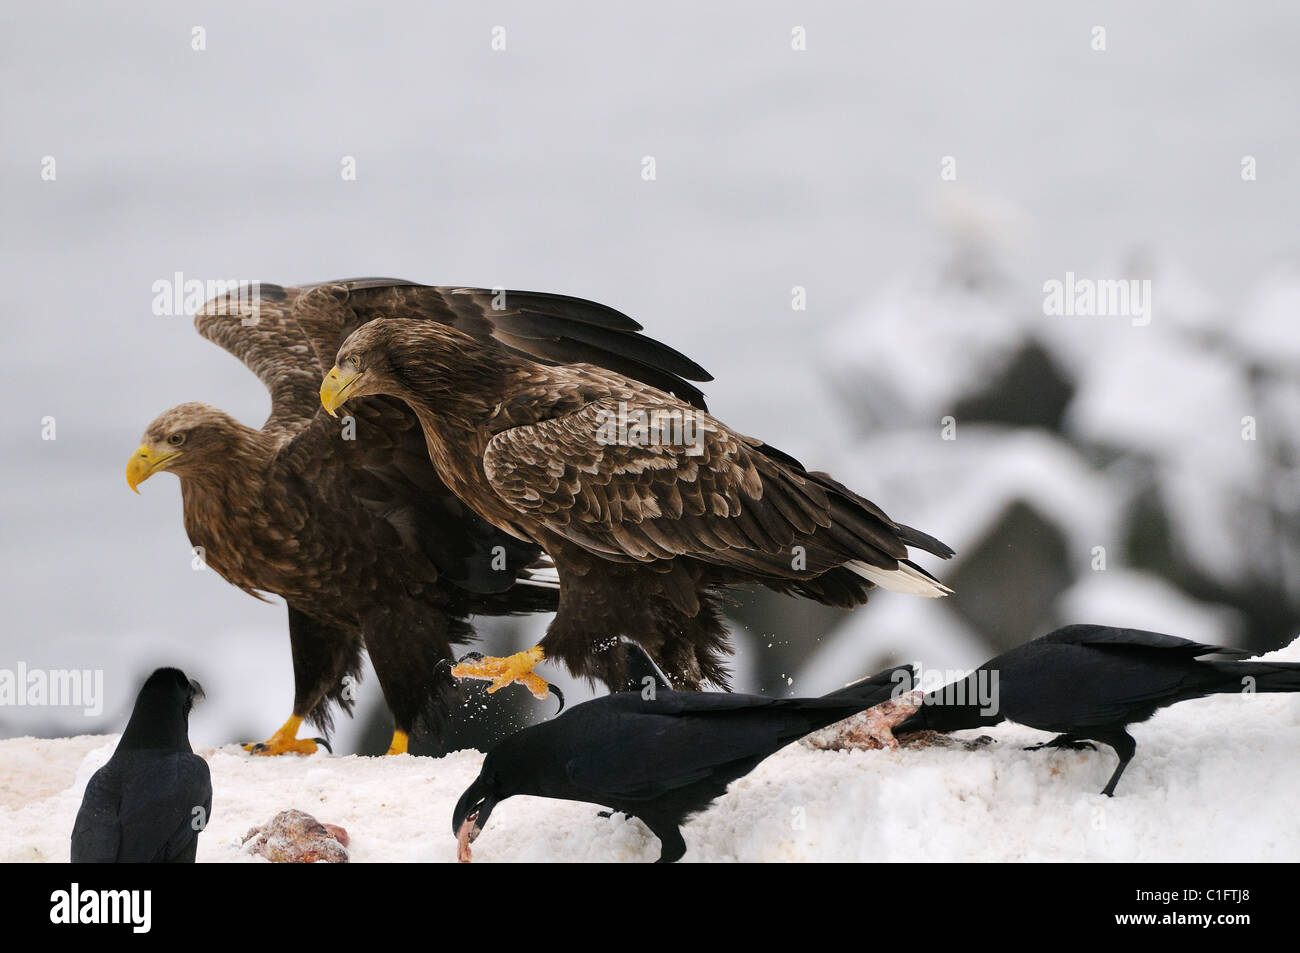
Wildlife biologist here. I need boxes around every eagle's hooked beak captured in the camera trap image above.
[126,444,180,493]
[320,365,360,418]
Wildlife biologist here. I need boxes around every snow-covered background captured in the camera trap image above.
[2,2,1298,769]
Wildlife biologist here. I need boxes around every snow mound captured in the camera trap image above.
[3,640,1300,863]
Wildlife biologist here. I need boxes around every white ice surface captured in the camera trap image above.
[5,638,1299,863]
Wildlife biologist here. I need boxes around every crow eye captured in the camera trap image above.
[168,433,185,446]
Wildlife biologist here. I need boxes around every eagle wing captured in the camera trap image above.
[193,283,322,441]
[193,282,543,594]
[286,279,712,407]
[483,395,808,562]
[194,278,715,592]
[482,392,922,577]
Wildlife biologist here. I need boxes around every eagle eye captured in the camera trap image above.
[346,354,362,369]
[168,432,185,446]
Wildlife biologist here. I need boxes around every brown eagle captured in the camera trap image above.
[127,279,712,754]
[319,317,953,696]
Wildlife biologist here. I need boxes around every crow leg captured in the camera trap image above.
[1098,730,1137,797]
[643,819,687,864]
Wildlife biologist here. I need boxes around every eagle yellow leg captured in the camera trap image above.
[451,645,551,699]
[386,730,409,756]
[243,715,322,756]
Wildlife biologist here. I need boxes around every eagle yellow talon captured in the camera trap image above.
[385,730,409,756]
[452,646,550,700]
[243,715,325,756]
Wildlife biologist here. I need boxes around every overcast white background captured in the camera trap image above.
[2,2,1297,746]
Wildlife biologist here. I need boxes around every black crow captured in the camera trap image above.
[452,664,917,862]
[898,624,1300,796]
[71,668,212,863]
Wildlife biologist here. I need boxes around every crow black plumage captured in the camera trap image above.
[71,668,212,863]
[898,624,1300,796]
[452,664,916,862]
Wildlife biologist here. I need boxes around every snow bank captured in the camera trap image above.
[4,641,1300,863]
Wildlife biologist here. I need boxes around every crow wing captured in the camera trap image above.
[997,641,1210,728]
[564,695,793,800]
[70,753,212,863]
[1043,624,1245,658]
[564,686,901,800]
[70,766,122,863]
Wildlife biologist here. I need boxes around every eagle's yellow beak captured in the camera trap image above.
[320,365,360,418]
[126,444,179,494]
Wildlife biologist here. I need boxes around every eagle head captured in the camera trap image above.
[321,318,493,417]
[127,402,250,492]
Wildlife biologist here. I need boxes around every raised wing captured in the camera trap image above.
[194,277,718,593]
[194,283,322,441]
[285,279,712,408]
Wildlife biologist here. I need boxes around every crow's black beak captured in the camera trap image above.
[452,777,499,841]
[188,678,205,703]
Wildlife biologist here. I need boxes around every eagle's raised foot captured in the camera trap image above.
[243,715,331,756]
[452,645,552,700]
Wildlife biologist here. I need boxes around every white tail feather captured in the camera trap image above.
[515,574,561,590]
[846,560,951,597]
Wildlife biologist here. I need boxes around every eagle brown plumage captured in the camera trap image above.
[127,279,713,754]
[320,317,954,694]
